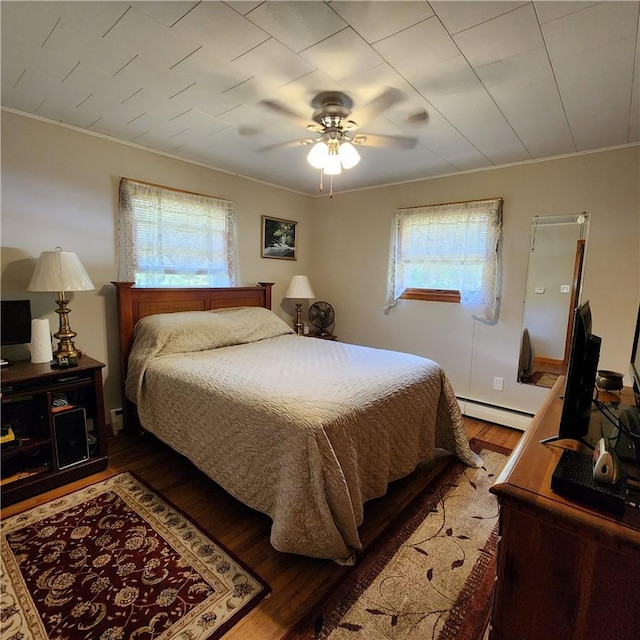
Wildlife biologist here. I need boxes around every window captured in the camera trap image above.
[118,179,239,287]
[385,198,503,322]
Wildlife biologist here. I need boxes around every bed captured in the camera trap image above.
[113,281,480,564]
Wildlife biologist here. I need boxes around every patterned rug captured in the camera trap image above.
[528,371,560,388]
[0,472,269,640]
[286,439,510,640]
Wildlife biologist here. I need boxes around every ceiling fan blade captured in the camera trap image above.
[259,99,312,128]
[406,109,429,125]
[237,125,261,136]
[352,133,418,149]
[353,88,406,127]
[259,138,315,152]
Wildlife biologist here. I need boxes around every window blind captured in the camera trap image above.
[385,198,503,322]
[118,179,239,287]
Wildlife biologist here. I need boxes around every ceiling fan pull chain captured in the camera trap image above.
[330,175,334,199]
[319,168,324,192]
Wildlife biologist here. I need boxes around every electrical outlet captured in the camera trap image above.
[493,376,504,391]
[560,284,570,293]
[110,407,124,435]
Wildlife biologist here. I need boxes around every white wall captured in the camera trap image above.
[310,146,640,417]
[2,110,639,426]
[1,111,312,412]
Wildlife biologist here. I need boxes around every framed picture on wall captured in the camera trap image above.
[261,216,298,260]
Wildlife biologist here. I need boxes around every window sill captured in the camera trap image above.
[399,288,461,303]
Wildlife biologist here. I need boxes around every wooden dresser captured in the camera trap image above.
[489,378,640,640]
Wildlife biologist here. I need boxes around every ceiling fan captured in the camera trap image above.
[259,88,428,192]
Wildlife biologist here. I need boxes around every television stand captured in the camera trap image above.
[489,377,640,640]
[1,355,108,505]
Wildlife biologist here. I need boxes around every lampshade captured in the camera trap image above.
[307,141,329,169]
[338,141,361,169]
[28,248,95,293]
[324,152,342,175]
[285,275,315,300]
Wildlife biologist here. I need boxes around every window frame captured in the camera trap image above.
[399,288,461,303]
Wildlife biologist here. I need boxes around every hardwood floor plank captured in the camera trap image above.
[1,418,522,639]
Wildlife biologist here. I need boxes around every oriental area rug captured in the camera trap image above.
[287,440,511,640]
[0,472,269,640]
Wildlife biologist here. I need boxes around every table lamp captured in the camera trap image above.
[27,247,95,367]
[285,275,315,335]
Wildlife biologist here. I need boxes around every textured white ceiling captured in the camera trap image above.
[2,1,639,195]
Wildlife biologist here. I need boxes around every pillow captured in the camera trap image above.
[133,306,294,356]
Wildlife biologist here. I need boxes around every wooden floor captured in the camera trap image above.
[2,418,521,640]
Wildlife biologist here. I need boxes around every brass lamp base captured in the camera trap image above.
[52,292,80,367]
[293,302,305,336]
[52,348,79,368]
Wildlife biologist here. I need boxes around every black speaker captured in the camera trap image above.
[53,407,89,470]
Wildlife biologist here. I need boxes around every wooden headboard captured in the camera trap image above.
[111,281,274,429]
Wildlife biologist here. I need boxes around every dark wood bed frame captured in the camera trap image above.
[111,281,274,430]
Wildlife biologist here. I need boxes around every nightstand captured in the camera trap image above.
[1,355,108,506]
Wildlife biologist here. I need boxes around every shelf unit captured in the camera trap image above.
[1,355,108,506]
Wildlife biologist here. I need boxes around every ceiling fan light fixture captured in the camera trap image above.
[338,141,360,169]
[307,141,329,169]
[263,89,427,195]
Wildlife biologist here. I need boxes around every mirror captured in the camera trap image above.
[518,213,590,387]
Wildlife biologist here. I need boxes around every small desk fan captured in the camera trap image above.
[308,301,335,336]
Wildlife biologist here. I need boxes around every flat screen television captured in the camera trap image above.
[615,303,640,461]
[542,300,601,446]
[630,303,640,409]
[1,299,32,346]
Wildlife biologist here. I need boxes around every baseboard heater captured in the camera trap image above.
[457,398,533,431]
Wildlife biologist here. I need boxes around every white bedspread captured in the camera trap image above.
[126,309,480,564]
